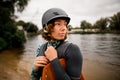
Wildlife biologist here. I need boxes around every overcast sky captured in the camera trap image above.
[16,0,120,29]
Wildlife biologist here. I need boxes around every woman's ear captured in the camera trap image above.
[43,29,48,33]
[43,26,49,33]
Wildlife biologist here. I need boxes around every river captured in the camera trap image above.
[0,34,120,80]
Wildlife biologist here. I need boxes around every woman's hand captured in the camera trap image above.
[45,46,58,61]
[34,56,49,70]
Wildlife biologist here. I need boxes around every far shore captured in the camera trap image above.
[68,29,120,34]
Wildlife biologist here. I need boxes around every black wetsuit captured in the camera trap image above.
[30,41,83,80]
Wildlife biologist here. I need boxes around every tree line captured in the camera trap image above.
[68,12,120,33]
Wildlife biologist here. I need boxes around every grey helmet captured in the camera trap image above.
[42,8,70,28]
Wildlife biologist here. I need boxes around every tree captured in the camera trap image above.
[81,20,86,31]
[67,25,73,31]
[93,18,108,31]
[80,20,92,31]
[16,20,26,26]
[12,30,26,47]
[0,0,29,24]
[0,0,29,50]
[109,12,120,31]
[23,22,38,33]
[0,38,7,51]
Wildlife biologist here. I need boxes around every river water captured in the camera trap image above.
[0,34,120,80]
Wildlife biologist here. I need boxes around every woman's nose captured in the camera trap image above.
[61,25,67,30]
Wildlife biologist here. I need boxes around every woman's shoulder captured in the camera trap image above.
[36,42,48,57]
[67,42,79,49]
[64,42,82,59]
[66,42,81,54]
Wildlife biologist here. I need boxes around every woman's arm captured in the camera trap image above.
[50,43,83,80]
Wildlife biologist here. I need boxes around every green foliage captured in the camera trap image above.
[80,20,92,31]
[79,12,120,32]
[109,12,120,30]
[23,22,38,33]
[67,25,73,31]
[81,20,86,30]
[0,0,29,51]
[0,6,11,24]
[4,22,17,34]
[3,32,13,47]
[15,0,29,12]
[0,0,29,14]
[0,29,26,48]
[0,38,7,51]
[93,18,108,31]
[16,20,26,26]
[12,30,26,47]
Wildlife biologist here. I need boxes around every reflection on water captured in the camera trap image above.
[67,34,120,80]
[0,34,120,80]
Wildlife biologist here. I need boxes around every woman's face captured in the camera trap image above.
[51,19,68,40]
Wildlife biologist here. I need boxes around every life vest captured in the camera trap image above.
[39,41,85,80]
[42,58,85,80]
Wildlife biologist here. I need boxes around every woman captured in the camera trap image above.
[30,8,83,80]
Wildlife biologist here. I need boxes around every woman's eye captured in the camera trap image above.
[55,23,61,26]
[54,22,67,26]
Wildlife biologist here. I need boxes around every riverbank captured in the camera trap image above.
[68,29,120,34]
[0,48,31,80]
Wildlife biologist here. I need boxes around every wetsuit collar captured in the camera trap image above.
[47,40,63,49]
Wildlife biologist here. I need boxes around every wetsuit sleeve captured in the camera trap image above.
[30,45,43,80]
[51,43,83,80]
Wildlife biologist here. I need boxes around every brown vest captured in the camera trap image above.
[42,58,85,80]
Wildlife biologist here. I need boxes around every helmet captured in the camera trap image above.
[42,8,70,28]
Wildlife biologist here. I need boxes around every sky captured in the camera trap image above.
[16,0,120,29]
